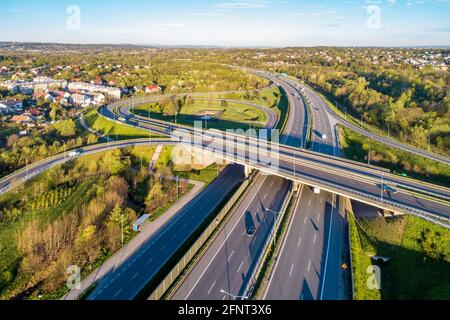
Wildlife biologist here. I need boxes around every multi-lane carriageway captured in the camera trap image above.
[103,100,450,229]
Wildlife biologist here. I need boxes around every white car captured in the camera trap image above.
[322,134,327,140]
[68,151,81,158]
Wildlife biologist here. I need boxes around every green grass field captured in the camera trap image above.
[84,108,160,140]
[133,99,269,131]
[217,87,289,130]
[354,214,450,300]
[348,212,381,300]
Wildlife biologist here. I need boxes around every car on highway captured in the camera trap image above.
[245,211,256,237]
[68,150,81,158]
[382,185,398,194]
[321,133,327,140]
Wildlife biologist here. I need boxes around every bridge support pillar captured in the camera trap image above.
[245,165,253,178]
[379,209,406,218]
[293,182,301,193]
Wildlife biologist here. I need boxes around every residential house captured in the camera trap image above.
[0,100,23,114]
[93,93,106,104]
[44,93,55,102]
[145,84,162,93]
[11,113,36,124]
[71,94,92,107]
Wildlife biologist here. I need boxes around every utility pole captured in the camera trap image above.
[121,218,124,246]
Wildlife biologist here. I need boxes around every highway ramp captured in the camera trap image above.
[87,164,245,300]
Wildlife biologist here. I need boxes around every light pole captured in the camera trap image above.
[368,144,371,166]
[220,289,248,300]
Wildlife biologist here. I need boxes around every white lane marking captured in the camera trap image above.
[227,251,235,262]
[146,258,154,265]
[297,236,302,247]
[308,200,311,207]
[222,295,226,300]
[307,260,311,272]
[300,294,304,300]
[320,194,336,300]
[237,260,244,273]
[289,264,294,277]
[207,281,217,295]
[264,193,268,200]
[183,176,268,300]
[320,198,323,204]
[313,233,317,244]
[262,185,305,300]
[317,214,320,222]
[304,216,307,224]
[132,272,139,280]
[113,289,123,298]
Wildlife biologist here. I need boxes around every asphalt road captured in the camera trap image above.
[172,72,303,301]
[86,164,245,300]
[264,77,347,300]
[173,174,291,300]
[295,80,450,165]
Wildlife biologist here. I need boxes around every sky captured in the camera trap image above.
[1,0,449,47]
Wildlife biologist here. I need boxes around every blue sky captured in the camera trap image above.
[1,0,449,46]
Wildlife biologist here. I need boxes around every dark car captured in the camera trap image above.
[245,211,256,237]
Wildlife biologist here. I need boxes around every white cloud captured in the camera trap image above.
[213,0,272,9]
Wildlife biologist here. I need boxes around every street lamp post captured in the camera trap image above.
[220,289,248,300]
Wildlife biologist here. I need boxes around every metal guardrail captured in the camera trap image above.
[343,198,355,300]
[148,176,252,300]
[244,187,294,299]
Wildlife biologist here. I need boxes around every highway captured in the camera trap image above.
[289,78,450,165]
[87,164,245,300]
[102,101,450,226]
[172,70,306,301]
[264,73,346,300]
[173,175,291,300]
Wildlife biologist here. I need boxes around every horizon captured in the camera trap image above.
[1,41,450,49]
[1,0,449,47]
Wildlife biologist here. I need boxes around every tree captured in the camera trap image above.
[110,204,127,246]
[6,134,19,149]
[145,182,164,212]
[49,103,58,121]
[86,133,98,145]
[52,119,76,137]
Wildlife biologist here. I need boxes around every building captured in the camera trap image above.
[145,84,162,93]
[93,93,106,104]
[11,113,36,124]
[71,94,92,107]
[0,100,23,114]
[68,82,121,99]
[3,77,68,95]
